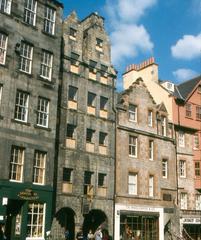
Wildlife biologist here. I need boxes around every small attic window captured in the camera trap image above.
[69,28,77,40]
[198,85,201,93]
[96,38,103,51]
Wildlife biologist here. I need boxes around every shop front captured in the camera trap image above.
[115,204,164,240]
[0,180,53,240]
[180,216,201,240]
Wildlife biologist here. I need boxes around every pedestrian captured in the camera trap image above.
[64,229,70,240]
[0,224,6,240]
[94,227,102,240]
[76,228,84,240]
[87,229,94,240]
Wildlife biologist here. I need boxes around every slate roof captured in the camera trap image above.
[175,75,201,100]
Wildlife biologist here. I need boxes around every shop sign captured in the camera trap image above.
[182,218,201,224]
[18,189,39,200]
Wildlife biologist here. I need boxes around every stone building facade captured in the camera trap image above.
[52,12,116,240]
[115,78,178,240]
[0,1,63,240]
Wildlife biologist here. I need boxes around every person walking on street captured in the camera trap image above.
[87,229,94,240]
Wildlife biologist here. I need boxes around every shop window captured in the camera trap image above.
[195,162,200,177]
[180,193,187,209]
[129,136,137,157]
[36,97,49,128]
[162,159,168,178]
[149,175,154,197]
[196,106,201,120]
[128,173,137,195]
[10,146,24,182]
[0,0,12,14]
[178,131,185,147]
[179,160,186,178]
[84,171,94,195]
[27,203,45,238]
[40,50,53,80]
[69,27,77,40]
[14,90,29,122]
[195,195,201,210]
[44,6,55,35]
[19,42,33,74]
[24,0,37,26]
[33,151,46,185]
[185,103,192,118]
[148,110,153,127]
[149,140,154,160]
[96,38,103,52]
[0,32,8,65]
[129,104,137,122]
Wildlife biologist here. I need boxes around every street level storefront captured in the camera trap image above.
[115,204,164,240]
[180,214,201,240]
[0,180,53,240]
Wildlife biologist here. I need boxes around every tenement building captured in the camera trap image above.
[0,1,63,240]
[51,12,116,239]
[115,78,178,240]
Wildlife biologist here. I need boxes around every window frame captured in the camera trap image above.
[0,32,8,65]
[180,193,187,210]
[44,6,56,35]
[149,175,154,197]
[19,42,33,74]
[33,151,46,185]
[40,50,53,80]
[179,160,186,178]
[69,27,77,40]
[9,146,24,182]
[195,161,200,177]
[14,90,29,122]
[0,85,2,106]
[178,131,185,147]
[149,140,154,160]
[185,103,192,118]
[195,194,201,210]
[128,104,137,122]
[0,0,12,14]
[100,96,108,111]
[196,106,201,120]
[24,0,37,26]
[86,128,95,143]
[66,124,76,139]
[161,116,167,136]
[68,85,78,102]
[87,92,96,107]
[128,173,138,195]
[148,110,153,127]
[162,159,168,178]
[194,134,199,149]
[129,136,137,158]
[36,97,49,128]
[98,173,107,187]
[63,168,73,183]
[99,132,107,146]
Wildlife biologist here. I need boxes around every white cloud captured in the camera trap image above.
[105,0,156,66]
[111,24,153,65]
[171,33,201,60]
[173,68,198,82]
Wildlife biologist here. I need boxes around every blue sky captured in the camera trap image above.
[61,0,201,90]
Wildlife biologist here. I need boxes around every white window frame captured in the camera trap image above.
[161,116,166,136]
[40,50,53,80]
[10,147,24,182]
[179,160,186,178]
[180,193,187,210]
[162,159,168,178]
[149,140,154,160]
[0,0,12,14]
[33,151,46,185]
[148,110,153,127]
[128,173,137,195]
[196,195,201,210]
[26,203,46,239]
[149,175,154,197]
[178,131,185,147]
[24,0,37,26]
[129,104,137,122]
[129,136,137,157]
[44,6,56,35]
[14,91,29,122]
[194,134,199,149]
[0,33,8,65]
[37,97,49,128]
[20,42,33,74]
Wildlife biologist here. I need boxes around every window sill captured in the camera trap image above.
[185,116,193,119]
[34,124,51,131]
[21,21,38,31]
[11,119,31,126]
[129,155,137,158]
[0,10,12,18]
[41,30,56,39]
[38,75,55,89]
[18,69,33,77]
[0,63,8,69]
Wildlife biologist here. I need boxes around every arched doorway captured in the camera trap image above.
[83,209,108,236]
[55,207,75,240]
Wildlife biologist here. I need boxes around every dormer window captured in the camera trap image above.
[96,38,103,52]
[161,116,166,136]
[129,104,137,122]
[69,28,77,40]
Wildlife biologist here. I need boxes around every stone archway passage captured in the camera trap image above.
[83,209,108,236]
[55,207,75,240]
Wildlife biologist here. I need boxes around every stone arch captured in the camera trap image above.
[82,209,108,236]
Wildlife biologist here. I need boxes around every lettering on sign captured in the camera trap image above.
[18,189,39,200]
[182,218,201,224]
